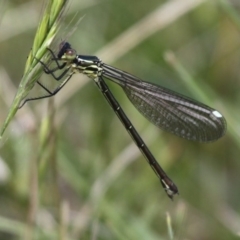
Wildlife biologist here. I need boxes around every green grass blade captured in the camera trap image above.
[0,0,69,138]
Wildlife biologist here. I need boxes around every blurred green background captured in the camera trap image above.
[0,0,240,239]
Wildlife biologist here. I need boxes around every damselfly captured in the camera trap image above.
[20,42,226,199]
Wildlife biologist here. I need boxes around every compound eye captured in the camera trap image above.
[66,49,76,56]
[59,41,71,50]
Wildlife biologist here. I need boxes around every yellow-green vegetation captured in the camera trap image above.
[0,0,239,239]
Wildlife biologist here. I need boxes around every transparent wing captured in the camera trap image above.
[102,64,226,142]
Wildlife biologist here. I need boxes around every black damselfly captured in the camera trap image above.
[20,42,226,199]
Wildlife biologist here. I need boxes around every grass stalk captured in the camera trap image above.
[0,0,69,138]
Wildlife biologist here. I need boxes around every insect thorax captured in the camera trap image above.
[75,56,103,79]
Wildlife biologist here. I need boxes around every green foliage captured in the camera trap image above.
[0,0,68,137]
[0,0,240,239]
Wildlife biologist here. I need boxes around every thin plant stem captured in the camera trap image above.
[0,0,69,137]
